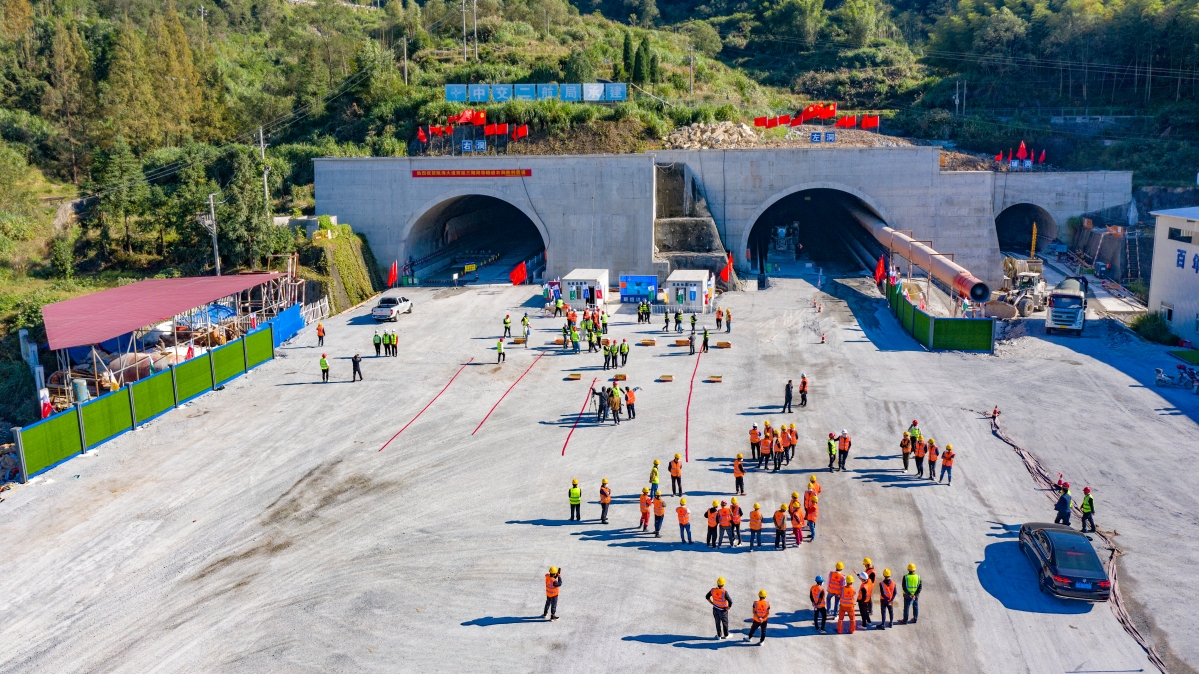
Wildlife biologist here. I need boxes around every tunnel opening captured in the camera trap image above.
[995,204,1057,256]
[407,195,545,284]
[747,189,886,276]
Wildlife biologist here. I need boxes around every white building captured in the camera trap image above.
[1148,207,1199,345]
[561,269,610,310]
[664,270,714,314]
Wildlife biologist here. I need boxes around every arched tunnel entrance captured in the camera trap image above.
[747,188,886,275]
[407,195,546,284]
[995,203,1057,255]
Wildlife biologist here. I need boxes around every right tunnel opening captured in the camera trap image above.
[747,188,886,274]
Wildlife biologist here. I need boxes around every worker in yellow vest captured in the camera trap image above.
[568,479,582,521]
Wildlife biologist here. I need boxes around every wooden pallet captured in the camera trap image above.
[567,373,582,380]
[513,337,526,344]
[716,341,732,349]
[555,337,565,345]
[640,338,657,346]
[659,375,674,382]
[614,373,627,381]
[707,375,723,382]
[674,339,690,346]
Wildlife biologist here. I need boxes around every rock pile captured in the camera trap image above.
[663,122,758,149]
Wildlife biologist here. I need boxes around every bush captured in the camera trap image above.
[1131,311,1178,345]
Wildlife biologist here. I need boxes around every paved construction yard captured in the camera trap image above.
[3,273,1198,673]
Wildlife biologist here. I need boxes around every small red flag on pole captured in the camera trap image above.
[994,151,1003,161]
[515,124,529,139]
[1038,149,1046,163]
[508,261,528,285]
[1016,141,1028,160]
[388,260,398,287]
[873,254,886,284]
[417,127,427,143]
[719,253,733,283]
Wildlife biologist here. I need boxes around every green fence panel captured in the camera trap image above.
[20,411,82,476]
[82,390,133,448]
[213,340,246,385]
[912,309,932,347]
[176,354,213,402]
[931,318,995,351]
[899,296,912,332]
[245,327,274,368]
[132,370,175,424]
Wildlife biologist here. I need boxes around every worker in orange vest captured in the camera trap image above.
[543,566,562,620]
[877,568,897,628]
[748,503,763,550]
[730,497,744,546]
[599,478,612,524]
[759,430,774,470]
[837,574,857,634]
[827,562,846,613]
[733,454,746,495]
[706,500,720,547]
[717,500,733,547]
[677,497,693,544]
[624,385,636,419]
[939,444,955,485]
[746,590,770,644]
[780,426,793,467]
[707,577,732,639]
[811,576,828,632]
[837,429,852,471]
[809,474,822,496]
[926,438,940,482]
[316,322,325,346]
[669,453,684,496]
[653,493,666,538]
[749,424,761,461]
[857,559,876,628]
[639,487,651,532]
[790,496,805,547]
[799,373,809,407]
[913,436,928,477]
[900,431,912,471]
[773,504,788,550]
[773,429,785,472]
[789,424,798,463]
[805,494,819,540]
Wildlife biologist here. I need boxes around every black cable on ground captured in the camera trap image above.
[968,407,1169,673]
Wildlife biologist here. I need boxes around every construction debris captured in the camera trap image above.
[663,122,757,149]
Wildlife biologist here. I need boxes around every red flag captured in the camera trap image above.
[994,151,1003,161]
[417,127,427,143]
[1007,149,1012,161]
[474,111,486,126]
[719,253,733,283]
[777,114,791,126]
[41,401,52,418]
[388,260,398,287]
[445,124,454,135]
[835,115,857,128]
[509,262,528,285]
[1038,150,1046,163]
[754,116,767,127]
[766,117,778,128]
[430,125,442,137]
[821,103,837,119]
[484,124,496,136]
[499,123,509,135]
[515,124,529,139]
[873,254,885,284]
[861,115,880,129]
[448,114,459,124]
[800,104,819,122]
[789,116,803,127]
[1016,141,1028,160]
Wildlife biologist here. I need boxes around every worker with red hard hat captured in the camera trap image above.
[1053,482,1074,526]
[1080,486,1096,533]
[826,432,837,471]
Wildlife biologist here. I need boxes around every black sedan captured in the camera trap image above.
[1018,523,1111,601]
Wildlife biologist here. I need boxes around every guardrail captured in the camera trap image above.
[10,324,275,483]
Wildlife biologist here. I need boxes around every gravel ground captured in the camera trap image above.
[0,272,1195,673]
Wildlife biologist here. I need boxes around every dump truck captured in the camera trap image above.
[997,257,1049,317]
[1045,277,1088,335]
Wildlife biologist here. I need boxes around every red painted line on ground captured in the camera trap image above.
[562,377,599,456]
[684,350,703,462]
[472,351,546,435]
[379,358,474,451]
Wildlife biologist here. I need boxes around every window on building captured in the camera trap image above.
[1161,302,1174,322]
[1168,227,1195,243]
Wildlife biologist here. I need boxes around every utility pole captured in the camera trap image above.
[462,0,468,62]
[962,80,967,115]
[473,0,478,60]
[403,36,408,85]
[689,45,694,96]
[954,80,959,115]
[259,126,271,231]
[203,193,221,276]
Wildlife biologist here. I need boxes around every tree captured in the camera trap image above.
[0,0,32,40]
[633,37,650,83]
[147,8,204,146]
[839,0,881,47]
[622,31,635,80]
[682,21,722,57]
[793,0,827,50]
[217,148,275,269]
[96,136,148,254]
[562,48,594,82]
[100,21,161,150]
[42,20,95,184]
[649,52,660,86]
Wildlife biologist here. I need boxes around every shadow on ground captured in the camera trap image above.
[976,540,1093,614]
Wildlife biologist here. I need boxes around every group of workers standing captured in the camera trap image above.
[372,330,399,357]
[898,420,956,484]
[313,323,368,383]
[590,383,637,424]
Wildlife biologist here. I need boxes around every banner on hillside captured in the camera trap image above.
[448,83,626,104]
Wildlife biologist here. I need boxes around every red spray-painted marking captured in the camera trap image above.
[562,377,599,456]
[379,358,474,451]
[684,350,703,462]
[472,351,546,435]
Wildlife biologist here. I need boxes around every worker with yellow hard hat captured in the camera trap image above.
[568,479,582,521]
[599,478,611,524]
[837,574,858,634]
[543,566,562,620]
[827,562,846,613]
[748,502,763,550]
[676,497,693,544]
[877,568,897,628]
[706,577,732,640]
[639,487,652,531]
[747,589,771,644]
[649,459,661,498]
[787,423,797,463]
[773,504,788,550]
[733,453,746,495]
[902,563,921,624]
[729,497,744,546]
[706,500,720,547]
[669,453,684,496]
[939,444,955,485]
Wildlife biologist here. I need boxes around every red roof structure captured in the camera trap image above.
[42,274,281,351]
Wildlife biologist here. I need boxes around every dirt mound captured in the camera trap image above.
[663,122,758,149]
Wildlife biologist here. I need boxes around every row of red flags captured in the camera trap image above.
[754,104,880,129]
[417,122,529,143]
[996,141,1045,164]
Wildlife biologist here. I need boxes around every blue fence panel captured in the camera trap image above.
[268,304,304,346]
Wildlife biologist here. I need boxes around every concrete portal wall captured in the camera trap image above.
[314,150,1130,291]
[314,155,656,282]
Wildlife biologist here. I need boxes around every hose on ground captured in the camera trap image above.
[967,408,1169,674]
